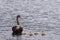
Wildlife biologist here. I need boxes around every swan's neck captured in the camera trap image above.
[16,17,19,25]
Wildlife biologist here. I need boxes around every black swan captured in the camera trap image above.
[12,15,23,35]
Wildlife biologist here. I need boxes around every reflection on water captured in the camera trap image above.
[13,36,22,40]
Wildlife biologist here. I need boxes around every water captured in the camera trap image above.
[0,0,60,40]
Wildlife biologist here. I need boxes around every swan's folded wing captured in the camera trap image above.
[19,27,23,32]
[12,26,16,31]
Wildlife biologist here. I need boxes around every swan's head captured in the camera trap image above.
[17,15,21,18]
